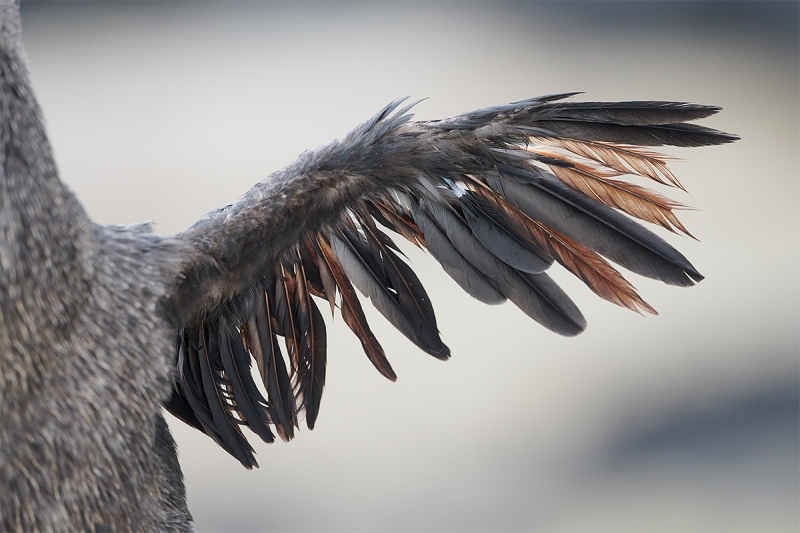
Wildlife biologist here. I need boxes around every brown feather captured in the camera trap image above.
[544,160,695,237]
[370,199,427,248]
[300,238,338,315]
[528,136,686,190]
[316,235,397,381]
[297,241,328,296]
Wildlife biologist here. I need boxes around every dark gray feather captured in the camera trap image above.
[454,183,554,274]
[422,201,586,335]
[487,165,703,286]
[412,206,506,304]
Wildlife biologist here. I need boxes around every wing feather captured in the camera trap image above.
[217,318,275,444]
[292,259,328,429]
[167,94,737,467]
[197,327,256,468]
[316,235,396,381]
[416,200,586,335]
[411,206,506,304]
[468,186,657,315]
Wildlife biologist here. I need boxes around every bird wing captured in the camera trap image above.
[164,94,737,467]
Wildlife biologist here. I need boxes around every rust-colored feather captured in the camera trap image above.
[300,238,338,314]
[469,184,657,315]
[369,199,427,248]
[543,159,695,237]
[316,235,397,380]
[527,136,685,190]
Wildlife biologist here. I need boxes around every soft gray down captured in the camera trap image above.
[0,2,737,531]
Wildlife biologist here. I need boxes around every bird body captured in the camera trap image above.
[0,2,736,530]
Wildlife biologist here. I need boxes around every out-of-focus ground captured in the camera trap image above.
[19,2,798,531]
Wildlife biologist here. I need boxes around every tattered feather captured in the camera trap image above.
[549,164,693,237]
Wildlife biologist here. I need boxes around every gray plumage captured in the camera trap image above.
[0,2,737,531]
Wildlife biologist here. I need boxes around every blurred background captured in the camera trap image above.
[18,2,798,531]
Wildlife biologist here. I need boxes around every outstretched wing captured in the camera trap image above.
[164,94,737,467]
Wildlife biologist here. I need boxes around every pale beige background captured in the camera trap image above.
[19,2,799,531]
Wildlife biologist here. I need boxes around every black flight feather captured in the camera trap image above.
[216,317,274,444]
[198,327,256,468]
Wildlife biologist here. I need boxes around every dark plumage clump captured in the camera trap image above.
[0,2,736,530]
